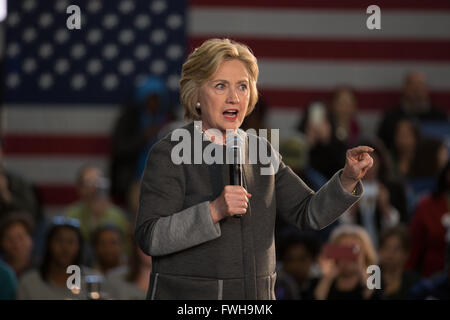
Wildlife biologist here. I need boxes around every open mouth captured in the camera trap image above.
[223,109,238,121]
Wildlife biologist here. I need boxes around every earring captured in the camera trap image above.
[196,102,200,109]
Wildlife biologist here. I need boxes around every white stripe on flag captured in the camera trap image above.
[4,105,120,134]
[257,59,450,90]
[189,8,450,39]
[3,156,108,184]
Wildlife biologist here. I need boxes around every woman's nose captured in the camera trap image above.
[226,87,240,104]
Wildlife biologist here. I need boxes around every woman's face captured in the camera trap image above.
[78,167,102,200]
[1,222,33,262]
[283,244,314,283]
[335,236,365,277]
[394,120,416,152]
[379,235,407,271]
[198,59,250,134]
[49,227,80,268]
[332,90,356,119]
[94,230,123,269]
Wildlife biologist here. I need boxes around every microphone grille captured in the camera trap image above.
[225,132,244,149]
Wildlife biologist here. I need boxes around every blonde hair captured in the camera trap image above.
[179,38,259,121]
[329,224,378,267]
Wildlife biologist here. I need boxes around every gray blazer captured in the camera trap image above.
[135,122,363,300]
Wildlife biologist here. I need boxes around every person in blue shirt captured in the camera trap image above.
[0,259,17,300]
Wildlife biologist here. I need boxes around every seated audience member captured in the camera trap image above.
[389,120,448,214]
[0,141,39,222]
[275,135,333,243]
[110,76,172,204]
[275,232,321,300]
[409,269,450,300]
[407,137,449,202]
[92,225,125,275]
[339,140,408,246]
[409,218,450,300]
[329,86,361,148]
[17,217,100,300]
[314,224,381,300]
[378,225,421,299]
[377,71,448,152]
[390,119,421,179]
[0,212,34,277]
[0,259,17,300]
[278,133,327,191]
[298,101,347,180]
[104,240,152,300]
[410,137,448,180]
[65,165,130,244]
[406,161,450,278]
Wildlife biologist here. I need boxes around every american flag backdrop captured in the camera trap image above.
[2,0,450,218]
[5,0,186,103]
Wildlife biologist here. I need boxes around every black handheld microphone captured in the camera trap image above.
[226,133,244,218]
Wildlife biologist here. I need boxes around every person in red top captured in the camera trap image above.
[406,161,450,277]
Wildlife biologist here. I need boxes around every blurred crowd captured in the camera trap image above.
[1,71,449,300]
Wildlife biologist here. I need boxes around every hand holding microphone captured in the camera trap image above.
[209,185,252,223]
[209,133,251,223]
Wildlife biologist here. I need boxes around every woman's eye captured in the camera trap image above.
[215,83,225,89]
[239,84,247,90]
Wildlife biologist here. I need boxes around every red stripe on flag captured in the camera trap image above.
[3,135,111,156]
[190,0,450,10]
[260,89,450,111]
[189,37,450,61]
[36,185,78,206]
